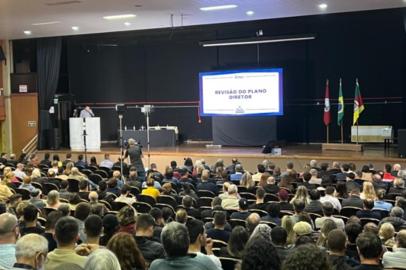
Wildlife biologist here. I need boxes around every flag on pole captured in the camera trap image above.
[353,78,365,125]
[337,78,344,126]
[323,79,331,126]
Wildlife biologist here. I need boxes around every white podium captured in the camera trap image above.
[69,117,101,151]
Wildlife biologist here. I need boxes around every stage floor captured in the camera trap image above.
[38,143,405,172]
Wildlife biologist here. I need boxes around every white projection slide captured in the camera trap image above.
[199,68,283,116]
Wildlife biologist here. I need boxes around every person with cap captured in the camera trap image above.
[230,199,251,220]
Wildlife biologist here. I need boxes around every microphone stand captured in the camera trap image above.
[82,118,88,164]
[118,113,124,177]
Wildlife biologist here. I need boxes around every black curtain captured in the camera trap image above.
[212,116,277,146]
[37,37,62,149]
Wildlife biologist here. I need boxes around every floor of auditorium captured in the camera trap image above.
[37,143,405,172]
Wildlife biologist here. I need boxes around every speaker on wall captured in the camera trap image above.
[398,129,406,158]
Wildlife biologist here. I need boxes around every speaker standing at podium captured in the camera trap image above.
[80,106,94,118]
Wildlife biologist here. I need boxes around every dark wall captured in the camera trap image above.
[14,8,406,143]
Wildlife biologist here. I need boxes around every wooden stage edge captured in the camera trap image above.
[37,143,406,164]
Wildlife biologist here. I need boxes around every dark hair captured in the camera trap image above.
[325,186,335,195]
[74,202,91,221]
[184,157,193,167]
[85,214,103,238]
[363,199,374,210]
[282,244,331,270]
[186,219,204,243]
[335,182,347,198]
[44,153,50,159]
[228,226,249,259]
[161,222,190,257]
[162,207,174,222]
[170,161,177,169]
[55,216,79,246]
[356,232,383,259]
[45,210,63,230]
[98,181,107,191]
[60,180,68,189]
[23,204,38,222]
[385,164,392,173]
[342,164,350,172]
[271,226,288,246]
[376,189,386,200]
[345,222,362,244]
[303,172,312,182]
[107,232,146,270]
[295,235,314,246]
[256,187,265,199]
[327,229,346,252]
[149,208,163,221]
[309,189,320,200]
[102,214,119,236]
[257,164,266,173]
[78,154,84,160]
[214,211,226,226]
[53,154,60,161]
[293,199,305,213]
[241,233,281,270]
[120,184,131,195]
[66,153,72,159]
[322,202,334,217]
[267,203,281,218]
[136,214,155,231]
[182,195,193,208]
[79,179,88,190]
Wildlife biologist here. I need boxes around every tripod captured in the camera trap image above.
[82,118,88,163]
[141,105,153,168]
[118,113,124,177]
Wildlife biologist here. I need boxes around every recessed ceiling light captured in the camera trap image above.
[318,3,328,10]
[124,22,131,27]
[103,14,136,20]
[23,30,32,35]
[246,10,255,16]
[71,26,79,31]
[200,4,238,11]
[32,21,61,26]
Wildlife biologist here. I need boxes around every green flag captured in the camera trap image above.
[337,78,344,126]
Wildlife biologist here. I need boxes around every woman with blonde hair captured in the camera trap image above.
[68,167,87,181]
[316,219,337,247]
[240,172,255,193]
[290,185,310,205]
[30,168,42,182]
[361,181,377,200]
[281,215,296,246]
[3,167,18,184]
[379,223,396,249]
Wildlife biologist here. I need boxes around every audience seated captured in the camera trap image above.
[45,216,88,269]
[13,233,48,270]
[186,219,222,270]
[149,222,215,270]
[382,230,406,269]
[207,211,230,242]
[355,232,383,270]
[356,199,381,220]
[135,214,165,264]
[230,199,250,220]
[0,213,18,269]
[1,155,406,270]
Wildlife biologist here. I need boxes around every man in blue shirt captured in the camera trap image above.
[373,189,392,212]
[0,213,18,269]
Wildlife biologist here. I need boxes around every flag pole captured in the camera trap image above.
[327,125,329,144]
[341,125,344,144]
[356,120,359,145]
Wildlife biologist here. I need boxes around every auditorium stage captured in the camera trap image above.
[37,143,406,172]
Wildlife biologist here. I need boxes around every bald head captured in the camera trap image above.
[246,213,260,234]
[0,213,18,243]
[88,191,98,202]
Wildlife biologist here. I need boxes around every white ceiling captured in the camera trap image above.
[0,0,405,40]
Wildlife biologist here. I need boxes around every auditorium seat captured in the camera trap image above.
[43,183,59,195]
[15,188,30,200]
[132,201,152,213]
[340,207,362,217]
[264,193,279,202]
[360,217,380,226]
[197,190,216,198]
[239,192,256,200]
[67,179,80,192]
[198,197,213,207]
[138,194,156,206]
[219,257,242,270]
[229,219,246,228]
[88,173,103,185]
[157,195,178,209]
[249,209,268,217]
[260,220,277,228]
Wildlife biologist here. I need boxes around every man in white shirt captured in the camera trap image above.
[14,163,27,180]
[79,106,94,118]
[383,230,406,269]
[308,169,322,185]
[315,202,345,230]
[320,186,342,212]
[99,153,114,169]
[186,219,222,270]
[114,184,137,205]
